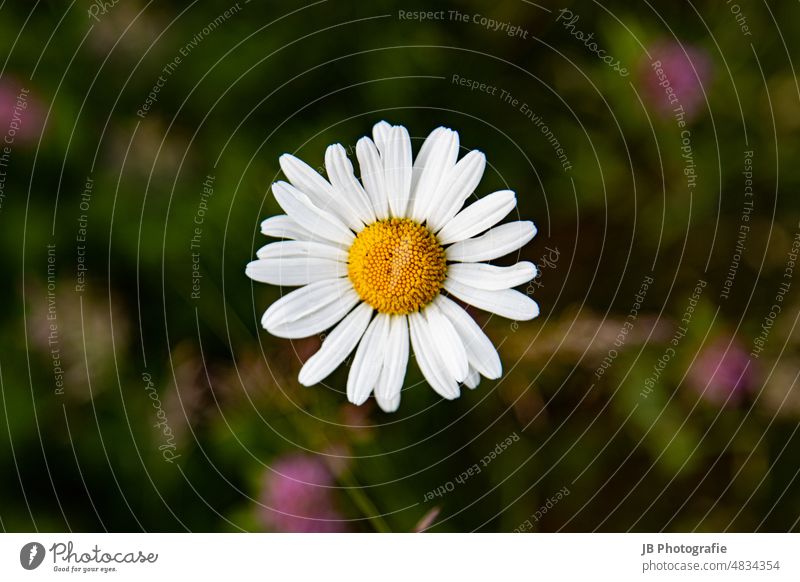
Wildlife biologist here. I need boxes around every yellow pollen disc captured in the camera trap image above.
[348,218,447,315]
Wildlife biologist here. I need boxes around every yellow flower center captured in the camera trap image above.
[348,218,447,315]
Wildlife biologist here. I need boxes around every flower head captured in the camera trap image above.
[258,454,345,533]
[0,78,45,145]
[688,336,752,405]
[641,41,713,121]
[246,121,539,411]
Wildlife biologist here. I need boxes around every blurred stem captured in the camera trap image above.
[306,400,393,533]
[337,469,392,533]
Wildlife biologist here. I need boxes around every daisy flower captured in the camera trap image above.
[246,121,539,412]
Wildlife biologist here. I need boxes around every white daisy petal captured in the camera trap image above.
[256,240,347,262]
[435,295,502,379]
[436,190,517,244]
[427,150,486,230]
[375,382,400,412]
[272,181,355,246]
[464,367,481,389]
[347,313,390,405]
[444,279,540,321]
[375,315,409,412]
[356,137,390,219]
[280,153,363,230]
[260,215,315,241]
[410,127,444,194]
[298,302,374,386]
[446,221,537,263]
[279,153,334,203]
[325,144,375,225]
[409,128,458,222]
[372,120,392,157]
[246,258,346,286]
[268,288,360,339]
[384,125,412,217]
[424,302,469,382]
[446,261,537,291]
[408,312,460,400]
[261,278,353,330]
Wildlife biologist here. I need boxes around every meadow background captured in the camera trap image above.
[1,0,799,532]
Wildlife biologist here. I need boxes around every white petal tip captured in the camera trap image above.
[464,376,481,389]
[297,368,315,386]
[483,356,503,379]
[348,393,371,407]
[261,319,290,336]
[463,149,486,166]
[521,300,540,321]
[377,397,401,413]
[260,309,282,332]
[495,189,516,202]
